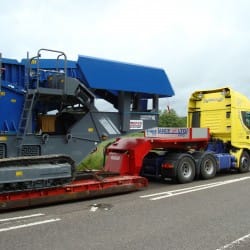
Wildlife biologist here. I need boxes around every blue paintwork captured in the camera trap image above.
[1,58,25,89]
[206,141,226,154]
[0,84,23,133]
[215,153,236,169]
[21,59,80,80]
[77,55,174,97]
[0,53,174,133]
[24,56,175,97]
[2,56,174,97]
[206,140,237,170]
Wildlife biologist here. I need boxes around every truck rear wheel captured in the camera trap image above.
[176,154,195,184]
[200,153,217,179]
[239,150,250,173]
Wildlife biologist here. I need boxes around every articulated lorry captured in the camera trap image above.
[103,87,250,183]
[188,87,250,173]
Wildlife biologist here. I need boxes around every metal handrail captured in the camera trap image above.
[36,48,68,92]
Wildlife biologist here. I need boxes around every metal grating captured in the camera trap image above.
[21,145,41,156]
[0,144,6,158]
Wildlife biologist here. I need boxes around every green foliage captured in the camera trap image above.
[78,140,111,170]
[77,132,144,171]
[78,110,185,170]
[158,109,186,127]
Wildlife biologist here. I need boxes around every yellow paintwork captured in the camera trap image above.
[0,136,7,141]
[88,128,94,132]
[15,171,23,177]
[38,115,56,133]
[30,59,37,64]
[188,87,250,167]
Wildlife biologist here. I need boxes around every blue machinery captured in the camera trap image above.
[0,49,174,164]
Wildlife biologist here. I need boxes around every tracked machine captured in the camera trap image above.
[0,48,174,210]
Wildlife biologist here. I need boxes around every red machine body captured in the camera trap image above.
[104,138,152,176]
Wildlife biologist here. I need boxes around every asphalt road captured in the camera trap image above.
[1,172,250,250]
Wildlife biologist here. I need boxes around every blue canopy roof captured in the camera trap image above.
[18,55,175,98]
[77,56,174,97]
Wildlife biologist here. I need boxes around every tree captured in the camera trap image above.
[158,109,186,127]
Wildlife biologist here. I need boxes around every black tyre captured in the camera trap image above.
[200,153,217,179]
[239,150,250,173]
[176,154,195,184]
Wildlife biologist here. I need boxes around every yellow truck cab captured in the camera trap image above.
[188,87,250,172]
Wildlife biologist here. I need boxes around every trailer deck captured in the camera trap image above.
[0,174,147,211]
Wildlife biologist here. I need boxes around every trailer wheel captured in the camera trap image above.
[239,151,250,173]
[176,155,195,184]
[200,153,217,179]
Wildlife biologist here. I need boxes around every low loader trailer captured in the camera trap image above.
[0,170,147,211]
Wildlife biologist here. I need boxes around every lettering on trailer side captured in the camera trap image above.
[145,127,189,138]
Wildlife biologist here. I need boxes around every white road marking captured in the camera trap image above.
[0,218,61,232]
[140,176,250,201]
[0,213,45,222]
[216,233,250,249]
[140,181,225,198]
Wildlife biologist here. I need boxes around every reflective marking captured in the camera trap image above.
[99,117,120,134]
[0,218,61,232]
[0,136,7,141]
[0,213,45,222]
[15,170,23,177]
[216,233,250,249]
[140,176,250,201]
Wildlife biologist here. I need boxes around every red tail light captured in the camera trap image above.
[161,162,174,169]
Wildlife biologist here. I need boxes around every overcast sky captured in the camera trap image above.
[1,0,250,116]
